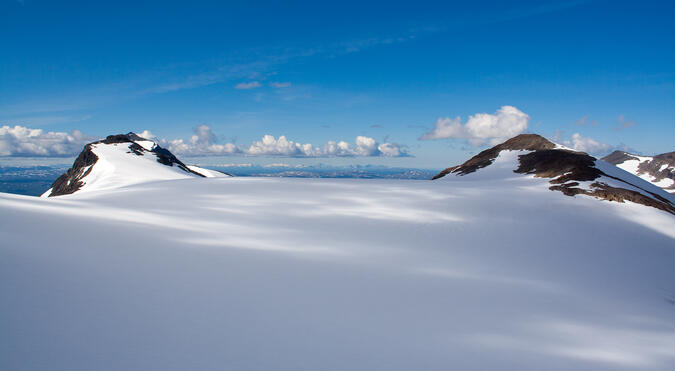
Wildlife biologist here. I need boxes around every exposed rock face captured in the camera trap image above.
[602,151,639,164]
[602,150,675,193]
[515,149,602,183]
[46,133,204,197]
[432,134,555,179]
[433,134,675,214]
[48,145,99,197]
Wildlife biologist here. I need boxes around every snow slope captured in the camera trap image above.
[41,134,230,197]
[187,164,231,178]
[2,175,675,371]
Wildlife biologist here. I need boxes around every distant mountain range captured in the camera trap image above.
[40,132,674,215]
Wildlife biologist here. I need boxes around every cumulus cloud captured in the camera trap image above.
[564,133,612,155]
[160,125,408,157]
[246,135,313,156]
[1,124,408,158]
[419,106,530,146]
[235,81,262,90]
[162,125,240,156]
[0,125,94,156]
[241,134,405,157]
[137,130,157,140]
[377,142,403,157]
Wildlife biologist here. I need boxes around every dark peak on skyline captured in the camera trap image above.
[601,150,640,164]
[432,134,558,179]
[96,132,152,145]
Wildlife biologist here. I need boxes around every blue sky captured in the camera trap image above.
[1,0,673,168]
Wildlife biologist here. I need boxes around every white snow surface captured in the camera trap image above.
[437,149,534,182]
[187,164,231,178]
[2,172,675,370]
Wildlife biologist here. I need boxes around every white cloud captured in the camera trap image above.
[270,82,291,88]
[162,125,240,156]
[0,125,94,156]
[243,134,406,157]
[0,124,408,158]
[137,130,157,140]
[166,126,408,157]
[565,133,612,155]
[420,106,530,146]
[377,142,403,157]
[246,134,314,156]
[235,81,262,90]
[354,136,379,156]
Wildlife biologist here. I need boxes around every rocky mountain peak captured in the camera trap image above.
[433,134,675,214]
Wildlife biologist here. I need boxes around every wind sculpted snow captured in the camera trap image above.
[1,176,675,370]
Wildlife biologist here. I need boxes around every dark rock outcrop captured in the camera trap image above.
[601,150,639,165]
[432,134,555,179]
[46,133,204,197]
[433,134,675,214]
[515,150,602,184]
[48,145,99,197]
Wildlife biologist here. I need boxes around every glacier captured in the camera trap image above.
[1,170,675,370]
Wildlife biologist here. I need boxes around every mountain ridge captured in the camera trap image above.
[433,134,675,214]
[602,150,675,194]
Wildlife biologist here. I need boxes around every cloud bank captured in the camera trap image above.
[0,125,407,158]
[163,126,408,157]
[0,125,94,156]
[420,106,530,146]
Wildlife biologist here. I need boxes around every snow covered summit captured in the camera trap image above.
[42,132,229,197]
[433,134,675,214]
[602,150,675,194]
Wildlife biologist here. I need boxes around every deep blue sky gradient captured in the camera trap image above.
[1,0,673,167]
